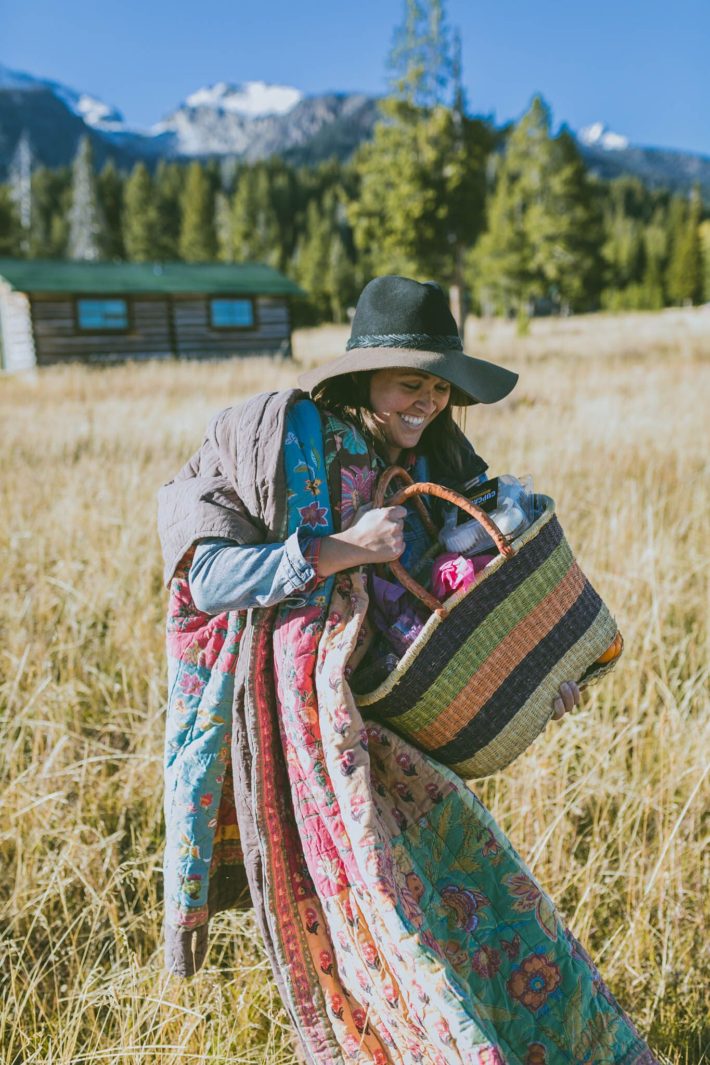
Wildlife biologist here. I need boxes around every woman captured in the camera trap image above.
[157,276,657,1064]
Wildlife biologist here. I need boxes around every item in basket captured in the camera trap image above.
[371,575,426,656]
[440,474,535,556]
[431,552,496,600]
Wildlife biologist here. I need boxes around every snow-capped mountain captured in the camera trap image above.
[0,64,708,199]
[579,121,629,152]
[178,80,303,118]
[152,87,376,158]
[0,63,126,132]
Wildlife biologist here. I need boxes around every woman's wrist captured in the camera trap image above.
[317,530,369,577]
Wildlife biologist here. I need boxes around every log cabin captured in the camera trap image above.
[0,259,304,371]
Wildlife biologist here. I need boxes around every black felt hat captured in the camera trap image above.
[298,275,518,406]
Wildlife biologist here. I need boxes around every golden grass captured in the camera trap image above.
[1,308,709,1063]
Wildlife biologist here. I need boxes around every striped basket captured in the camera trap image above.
[354,467,623,778]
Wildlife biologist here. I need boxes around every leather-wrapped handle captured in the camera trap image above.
[373,465,515,617]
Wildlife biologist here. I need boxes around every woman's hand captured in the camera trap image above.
[317,504,407,577]
[551,681,581,720]
[344,504,407,563]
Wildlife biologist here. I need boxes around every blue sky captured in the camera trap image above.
[4,0,708,154]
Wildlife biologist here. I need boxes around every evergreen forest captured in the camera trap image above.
[1,0,708,322]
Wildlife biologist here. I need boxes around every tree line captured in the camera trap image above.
[0,2,707,322]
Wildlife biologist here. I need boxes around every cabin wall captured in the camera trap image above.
[28,293,292,366]
[173,296,291,358]
[31,295,174,365]
[0,282,36,371]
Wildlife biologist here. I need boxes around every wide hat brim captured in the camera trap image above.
[298,346,518,407]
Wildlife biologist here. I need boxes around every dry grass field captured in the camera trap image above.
[1,308,709,1064]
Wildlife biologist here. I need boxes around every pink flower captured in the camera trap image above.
[332,706,350,736]
[180,672,205,696]
[383,981,399,1008]
[395,751,417,777]
[391,806,409,831]
[435,1018,453,1045]
[319,950,333,976]
[394,781,414,802]
[299,501,328,528]
[339,750,356,776]
[412,979,430,1005]
[352,1006,367,1032]
[340,465,375,526]
[362,942,380,969]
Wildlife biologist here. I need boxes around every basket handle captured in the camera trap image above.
[373,465,515,618]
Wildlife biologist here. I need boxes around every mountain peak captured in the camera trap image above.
[0,63,125,131]
[182,80,303,118]
[578,121,629,151]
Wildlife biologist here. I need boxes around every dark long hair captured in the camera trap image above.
[312,371,487,487]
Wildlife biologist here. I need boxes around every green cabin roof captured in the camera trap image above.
[0,259,304,296]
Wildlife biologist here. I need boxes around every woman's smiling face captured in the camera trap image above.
[369,369,451,461]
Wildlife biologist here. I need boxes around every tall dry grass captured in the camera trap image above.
[1,308,709,1063]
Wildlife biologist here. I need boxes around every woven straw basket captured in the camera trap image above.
[354,466,623,778]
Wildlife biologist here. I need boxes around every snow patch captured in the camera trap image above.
[183,80,302,117]
[579,121,629,151]
[0,63,126,131]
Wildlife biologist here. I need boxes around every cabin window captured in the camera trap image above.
[77,298,129,332]
[210,298,255,329]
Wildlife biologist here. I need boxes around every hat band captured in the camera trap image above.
[346,332,463,352]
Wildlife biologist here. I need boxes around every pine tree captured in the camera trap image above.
[667,187,703,305]
[293,189,359,322]
[600,178,650,307]
[293,198,332,320]
[123,163,159,261]
[351,0,490,305]
[471,96,601,315]
[67,136,107,261]
[154,161,184,260]
[700,219,710,302]
[8,131,33,255]
[268,160,299,269]
[470,168,530,315]
[230,166,280,266]
[179,162,216,261]
[97,160,124,260]
[388,0,452,108]
[214,189,234,262]
[0,186,22,255]
[352,102,492,291]
[29,167,71,258]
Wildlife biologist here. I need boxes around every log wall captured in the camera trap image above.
[29,294,292,366]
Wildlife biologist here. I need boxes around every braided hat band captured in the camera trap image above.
[346,333,464,352]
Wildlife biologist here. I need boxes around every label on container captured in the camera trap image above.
[467,476,500,514]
